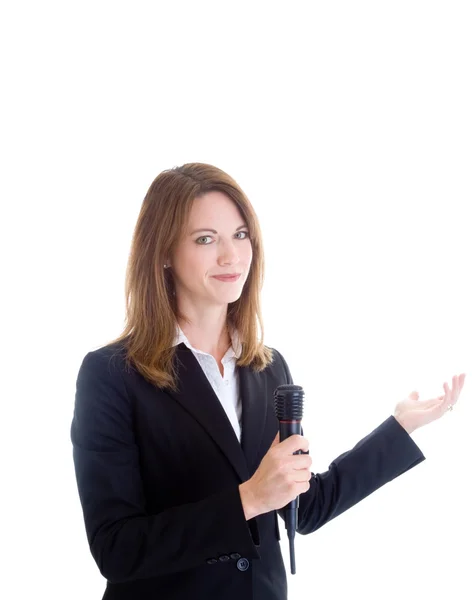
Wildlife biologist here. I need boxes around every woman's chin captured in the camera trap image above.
[211,290,243,305]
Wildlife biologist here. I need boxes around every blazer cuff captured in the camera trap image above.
[247,516,260,547]
[384,415,426,471]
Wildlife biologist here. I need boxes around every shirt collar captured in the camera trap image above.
[172,324,242,359]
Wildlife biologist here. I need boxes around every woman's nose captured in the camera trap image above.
[218,241,240,265]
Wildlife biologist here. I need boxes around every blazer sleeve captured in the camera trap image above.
[70,351,260,584]
[273,349,426,535]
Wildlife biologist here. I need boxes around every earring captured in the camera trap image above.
[164,264,168,269]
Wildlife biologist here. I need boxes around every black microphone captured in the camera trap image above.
[273,384,305,575]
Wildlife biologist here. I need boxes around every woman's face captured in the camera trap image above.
[169,191,253,309]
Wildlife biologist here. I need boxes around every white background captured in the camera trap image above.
[2,1,475,599]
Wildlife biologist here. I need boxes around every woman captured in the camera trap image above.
[71,162,465,600]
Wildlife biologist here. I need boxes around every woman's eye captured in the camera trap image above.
[236,231,249,239]
[196,236,213,244]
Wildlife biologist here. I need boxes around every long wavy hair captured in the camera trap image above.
[105,162,273,391]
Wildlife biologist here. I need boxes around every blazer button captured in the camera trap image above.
[230,553,241,560]
[219,555,230,562]
[237,558,249,571]
[206,558,218,564]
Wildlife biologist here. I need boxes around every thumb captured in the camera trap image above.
[271,431,280,447]
[409,390,419,400]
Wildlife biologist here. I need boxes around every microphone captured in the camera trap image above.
[273,384,305,575]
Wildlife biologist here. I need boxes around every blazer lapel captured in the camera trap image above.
[165,343,268,482]
[239,361,268,474]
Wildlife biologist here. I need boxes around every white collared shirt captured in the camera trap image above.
[172,325,243,443]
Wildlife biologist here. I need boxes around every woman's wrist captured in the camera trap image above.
[394,412,416,435]
[239,482,260,521]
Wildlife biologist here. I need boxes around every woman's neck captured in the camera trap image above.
[179,319,231,358]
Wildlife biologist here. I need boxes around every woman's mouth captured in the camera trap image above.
[211,274,241,282]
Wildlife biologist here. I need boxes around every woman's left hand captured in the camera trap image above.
[394,373,466,434]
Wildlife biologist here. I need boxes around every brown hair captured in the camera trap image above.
[105,162,273,391]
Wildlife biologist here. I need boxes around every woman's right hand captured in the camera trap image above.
[239,432,312,520]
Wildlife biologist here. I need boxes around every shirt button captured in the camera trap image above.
[237,558,249,571]
[219,554,230,562]
[225,380,229,385]
[230,553,241,560]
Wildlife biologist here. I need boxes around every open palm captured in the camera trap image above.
[394,373,466,434]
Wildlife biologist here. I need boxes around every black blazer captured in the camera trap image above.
[71,341,425,600]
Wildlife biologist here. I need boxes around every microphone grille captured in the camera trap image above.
[274,384,304,420]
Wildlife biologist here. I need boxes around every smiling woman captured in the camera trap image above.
[104,163,274,391]
[167,190,253,340]
[70,162,463,600]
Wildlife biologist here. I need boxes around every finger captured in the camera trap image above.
[456,373,466,400]
[452,374,463,406]
[430,392,451,415]
[271,432,280,447]
[292,455,313,470]
[282,434,309,454]
[293,469,313,483]
[453,374,460,399]
[442,382,453,409]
